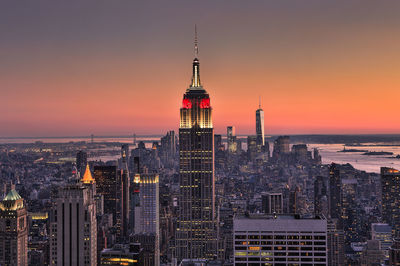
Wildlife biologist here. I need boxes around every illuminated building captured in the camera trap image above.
[261,192,283,214]
[329,163,342,220]
[176,29,217,261]
[49,167,97,266]
[233,214,327,265]
[93,166,118,224]
[227,126,237,153]
[381,167,400,235]
[327,219,345,266]
[0,189,28,266]
[134,173,159,266]
[371,223,392,261]
[100,243,141,265]
[118,145,130,240]
[255,101,265,147]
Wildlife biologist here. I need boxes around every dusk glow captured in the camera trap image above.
[1,1,400,136]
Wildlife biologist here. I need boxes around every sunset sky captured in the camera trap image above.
[1,1,400,137]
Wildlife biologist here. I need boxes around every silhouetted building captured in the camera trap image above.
[0,189,28,266]
[329,163,342,220]
[247,136,257,161]
[76,150,87,177]
[314,176,329,217]
[381,167,400,236]
[93,166,118,224]
[176,34,216,261]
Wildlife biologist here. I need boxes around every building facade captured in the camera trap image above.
[233,214,328,265]
[0,189,28,266]
[255,104,265,147]
[381,167,400,236]
[176,36,216,261]
[50,167,97,266]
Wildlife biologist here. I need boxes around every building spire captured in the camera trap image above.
[259,96,261,109]
[194,24,199,58]
[191,24,201,88]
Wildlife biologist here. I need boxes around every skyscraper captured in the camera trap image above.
[176,29,216,260]
[314,175,329,217]
[76,150,87,177]
[50,166,97,266]
[381,167,400,236]
[93,166,118,223]
[329,163,342,220]
[255,100,265,147]
[0,189,28,266]
[227,126,237,153]
[133,173,160,266]
[261,192,283,214]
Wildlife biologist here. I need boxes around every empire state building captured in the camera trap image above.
[176,30,216,261]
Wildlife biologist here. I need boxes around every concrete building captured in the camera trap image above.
[0,189,28,266]
[261,192,283,214]
[49,166,97,266]
[233,214,327,265]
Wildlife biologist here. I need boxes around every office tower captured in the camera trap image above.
[272,136,290,159]
[233,214,327,265]
[255,101,265,147]
[0,189,28,266]
[49,167,97,266]
[118,169,130,239]
[93,166,118,223]
[381,167,400,235]
[76,150,87,177]
[329,163,342,220]
[261,192,283,214]
[247,135,257,161]
[176,30,216,261]
[327,219,345,266]
[314,176,329,217]
[341,178,359,244]
[390,238,400,265]
[130,173,141,234]
[133,173,159,265]
[371,223,393,261]
[160,131,176,167]
[227,126,237,153]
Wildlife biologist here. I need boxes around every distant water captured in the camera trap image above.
[308,143,400,173]
[1,137,399,173]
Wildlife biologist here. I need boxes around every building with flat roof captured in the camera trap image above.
[233,214,327,265]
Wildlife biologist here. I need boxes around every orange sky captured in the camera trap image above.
[1,1,400,137]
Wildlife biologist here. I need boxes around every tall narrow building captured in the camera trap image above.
[0,189,28,266]
[381,167,400,236]
[329,163,342,220]
[176,29,216,261]
[50,166,97,266]
[255,100,265,147]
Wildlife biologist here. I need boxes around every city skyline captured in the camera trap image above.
[2,1,400,137]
